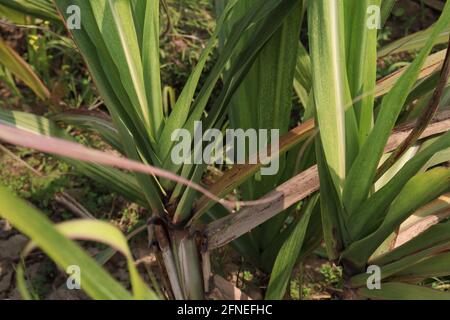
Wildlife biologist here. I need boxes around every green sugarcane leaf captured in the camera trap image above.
[0,185,133,300]
[50,111,124,153]
[231,0,303,249]
[342,167,450,271]
[0,0,59,22]
[347,131,450,241]
[130,0,146,50]
[161,0,278,165]
[0,109,147,206]
[0,4,28,24]
[350,237,450,287]
[265,195,318,300]
[162,0,305,204]
[316,138,346,259]
[358,282,450,300]
[63,0,157,164]
[379,25,450,58]
[260,199,323,272]
[344,0,380,144]
[423,148,450,170]
[161,0,299,178]
[141,0,163,136]
[220,0,261,205]
[89,0,157,143]
[372,221,450,266]
[375,146,420,191]
[55,0,164,211]
[343,2,450,215]
[22,220,158,300]
[381,0,396,27]
[158,0,238,164]
[309,0,359,194]
[0,39,50,101]
[56,0,154,161]
[375,50,447,100]
[293,41,312,110]
[388,251,450,282]
[350,223,450,288]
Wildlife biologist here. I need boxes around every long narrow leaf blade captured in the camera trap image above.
[0,185,132,300]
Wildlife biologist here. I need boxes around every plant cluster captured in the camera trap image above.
[0,0,449,300]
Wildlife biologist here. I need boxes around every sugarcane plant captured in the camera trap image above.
[1,0,318,300]
[0,0,449,300]
[309,0,450,299]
